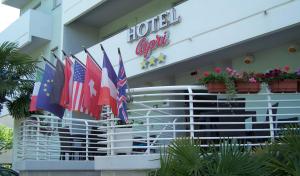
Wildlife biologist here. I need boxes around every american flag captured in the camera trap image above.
[72,60,86,112]
[117,54,128,123]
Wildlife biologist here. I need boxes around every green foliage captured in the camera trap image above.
[223,76,236,99]
[207,143,268,176]
[262,67,298,83]
[6,93,32,119]
[150,126,300,176]
[0,41,39,119]
[199,72,227,85]
[259,126,300,176]
[198,70,237,99]
[0,125,13,154]
[149,138,210,176]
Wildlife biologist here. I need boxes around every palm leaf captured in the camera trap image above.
[208,142,268,176]
[6,94,32,119]
[167,138,209,176]
[262,126,300,176]
[0,41,38,118]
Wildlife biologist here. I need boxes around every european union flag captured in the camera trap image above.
[36,63,65,118]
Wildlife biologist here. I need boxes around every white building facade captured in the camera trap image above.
[1,0,300,175]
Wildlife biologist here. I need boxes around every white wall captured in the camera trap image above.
[0,10,31,47]
[63,22,99,54]
[73,0,300,79]
[0,114,13,128]
[0,9,52,50]
[63,0,106,25]
[14,0,63,62]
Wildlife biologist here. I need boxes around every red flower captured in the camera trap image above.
[203,71,210,77]
[226,67,233,74]
[214,67,221,74]
[284,65,290,72]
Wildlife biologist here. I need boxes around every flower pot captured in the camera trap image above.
[298,79,300,92]
[268,79,298,93]
[114,127,133,154]
[236,81,260,93]
[207,82,226,93]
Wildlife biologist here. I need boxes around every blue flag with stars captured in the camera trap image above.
[36,63,65,118]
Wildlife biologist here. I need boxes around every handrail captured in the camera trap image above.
[145,118,178,154]
[15,85,300,161]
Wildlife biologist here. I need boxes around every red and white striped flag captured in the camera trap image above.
[71,60,86,112]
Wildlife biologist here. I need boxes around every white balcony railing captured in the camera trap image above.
[1,0,31,9]
[0,9,52,51]
[16,85,300,161]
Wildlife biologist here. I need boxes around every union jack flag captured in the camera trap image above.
[117,54,128,123]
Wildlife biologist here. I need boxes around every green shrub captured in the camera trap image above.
[150,126,300,176]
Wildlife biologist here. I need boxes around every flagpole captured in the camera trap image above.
[61,50,69,60]
[41,56,56,68]
[100,44,105,52]
[118,48,133,103]
[51,51,60,60]
[70,54,86,68]
[82,46,102,69]
[61,50,86,68]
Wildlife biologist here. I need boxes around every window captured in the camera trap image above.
[53,0,62,10]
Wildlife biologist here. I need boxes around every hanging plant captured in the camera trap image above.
[263,66,298,92]
[197,67,236,98]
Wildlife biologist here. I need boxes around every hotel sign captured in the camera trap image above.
[127,8,181,69]
[135,31,169,58]
[127,8,180,42]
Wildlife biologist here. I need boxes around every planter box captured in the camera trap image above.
[207,82,226,93]
[236,82,260,93]
[298,79,300,92]
[268,79,298,93]
[114,127,133,155]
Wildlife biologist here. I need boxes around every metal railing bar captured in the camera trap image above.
[132,99,300,104]
[131,92,300,97]
[126,106,300,112]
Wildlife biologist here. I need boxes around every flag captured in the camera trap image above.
[71,60,86,112]
[98,52,118,116]
[82,54,102,119]
[50,59,65,104]
[117,54,128,123]
[36,63,65,118]
[60,56,74,110]
[29,70,43,111]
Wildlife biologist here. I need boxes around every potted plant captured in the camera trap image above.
[198,67,236,96]
[234,71,262,93]
[263,66,298,93]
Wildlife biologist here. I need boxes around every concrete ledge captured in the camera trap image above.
[19,171,101,176]
[95,154,160,170]
[15,160,94,171]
